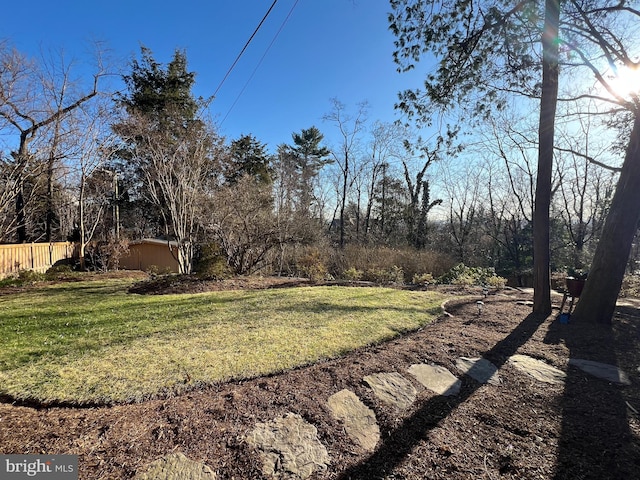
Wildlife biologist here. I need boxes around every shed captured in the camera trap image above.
[120,239,181,274]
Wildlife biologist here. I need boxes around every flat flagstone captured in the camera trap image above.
[408,364,461,396]
[245,413,330,479]
[455,357,501,385]
[509,354,566,385]
[363,372,416,409]
[133,452,216,480]
[569,359,631,385]
[327,389,380,452]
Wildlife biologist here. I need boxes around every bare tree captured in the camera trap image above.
[0,41,107,243]
[323,98,368,248]
[119,113,222,274]
[0,156,23,242]
[402,137,443,249]
[555,112,617,268]
[67,99,119,269]
[441,161,481,263]
[362,121,405,241]
[210,175,284,275]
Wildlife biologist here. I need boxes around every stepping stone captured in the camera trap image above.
[327,389,380,452]
[133,452,216,480]
[245,413,330,479]
[509,354,566,385]
[456,357,501,386]
[363,372,416,409]
[569,359,631,385]
[408,364,461,396]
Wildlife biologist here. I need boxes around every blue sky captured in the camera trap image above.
[4,0,431,153]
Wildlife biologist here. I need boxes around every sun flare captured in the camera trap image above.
[605,64,640,99]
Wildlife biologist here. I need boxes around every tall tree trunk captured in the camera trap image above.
[533,0,560,315]
[15,179,26,243]
[572,114,640,324]
[339,154,348,248]
[45,118,62,242]
[46,150,56,242]
[15,136,30,244]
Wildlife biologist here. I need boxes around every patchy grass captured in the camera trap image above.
[0,279,446,405]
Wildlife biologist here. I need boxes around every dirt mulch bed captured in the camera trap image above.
[1,284,639,479]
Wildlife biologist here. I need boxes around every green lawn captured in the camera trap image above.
[0,278,446,405]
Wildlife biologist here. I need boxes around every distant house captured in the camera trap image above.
[119,239,181,274]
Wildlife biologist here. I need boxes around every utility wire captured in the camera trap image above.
[221,0,300,126]
[213,0,279,99]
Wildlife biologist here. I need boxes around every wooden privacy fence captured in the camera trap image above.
[0,242,76,278]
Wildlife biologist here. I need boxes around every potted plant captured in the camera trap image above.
[566,268,588,297]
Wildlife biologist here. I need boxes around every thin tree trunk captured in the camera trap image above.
[533,0,560,316]
[339,154,348,248]
[572,114,640,324]
[46,119,62,242]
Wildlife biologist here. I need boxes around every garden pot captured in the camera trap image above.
[566,277,586,297]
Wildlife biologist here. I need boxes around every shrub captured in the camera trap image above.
[329,245,454,282]
[0,270,45,287]
[84,239,130,272]
[485,275,507,289]
[412,272,434,286]
[362,265,404,284]
[194,243,231,280]
[285,244,454,285]
[45,263,80,281]
[620,274,640,298]
[17,269,45,283]
[342,267,363,282]
[437,263,506,288]
[297,248,330,282]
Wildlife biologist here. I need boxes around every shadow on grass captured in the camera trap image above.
[545,307,640,480]
[337,310,549,479]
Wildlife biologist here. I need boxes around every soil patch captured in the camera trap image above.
[1,282,639,479]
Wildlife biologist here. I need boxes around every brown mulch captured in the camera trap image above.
[1,278,640,479]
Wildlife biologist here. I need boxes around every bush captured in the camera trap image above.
[328,245,454,283]
[194,243,231,280]
[362,265,404,284]
[297,248,330,282]
[437,263,506,288]
[45,263,80,281]
[0,270,45,287]
[620,274,640,298]
[485,274,507,289]
[342,267,363,282]
[284,244,454,285]
[412,272,434,286]
[85,239,130,272]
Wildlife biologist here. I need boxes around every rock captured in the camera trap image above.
[408,364,461,396]
[569,359,631,385]
[133,452,216,480]
[245,413,330,479]
[455,357,501,385]
[363,372,417,409]
[509,354,566,385]
[327,389,380,451]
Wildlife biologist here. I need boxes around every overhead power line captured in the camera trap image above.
[213,0,279,99]
[221,0,300,126]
